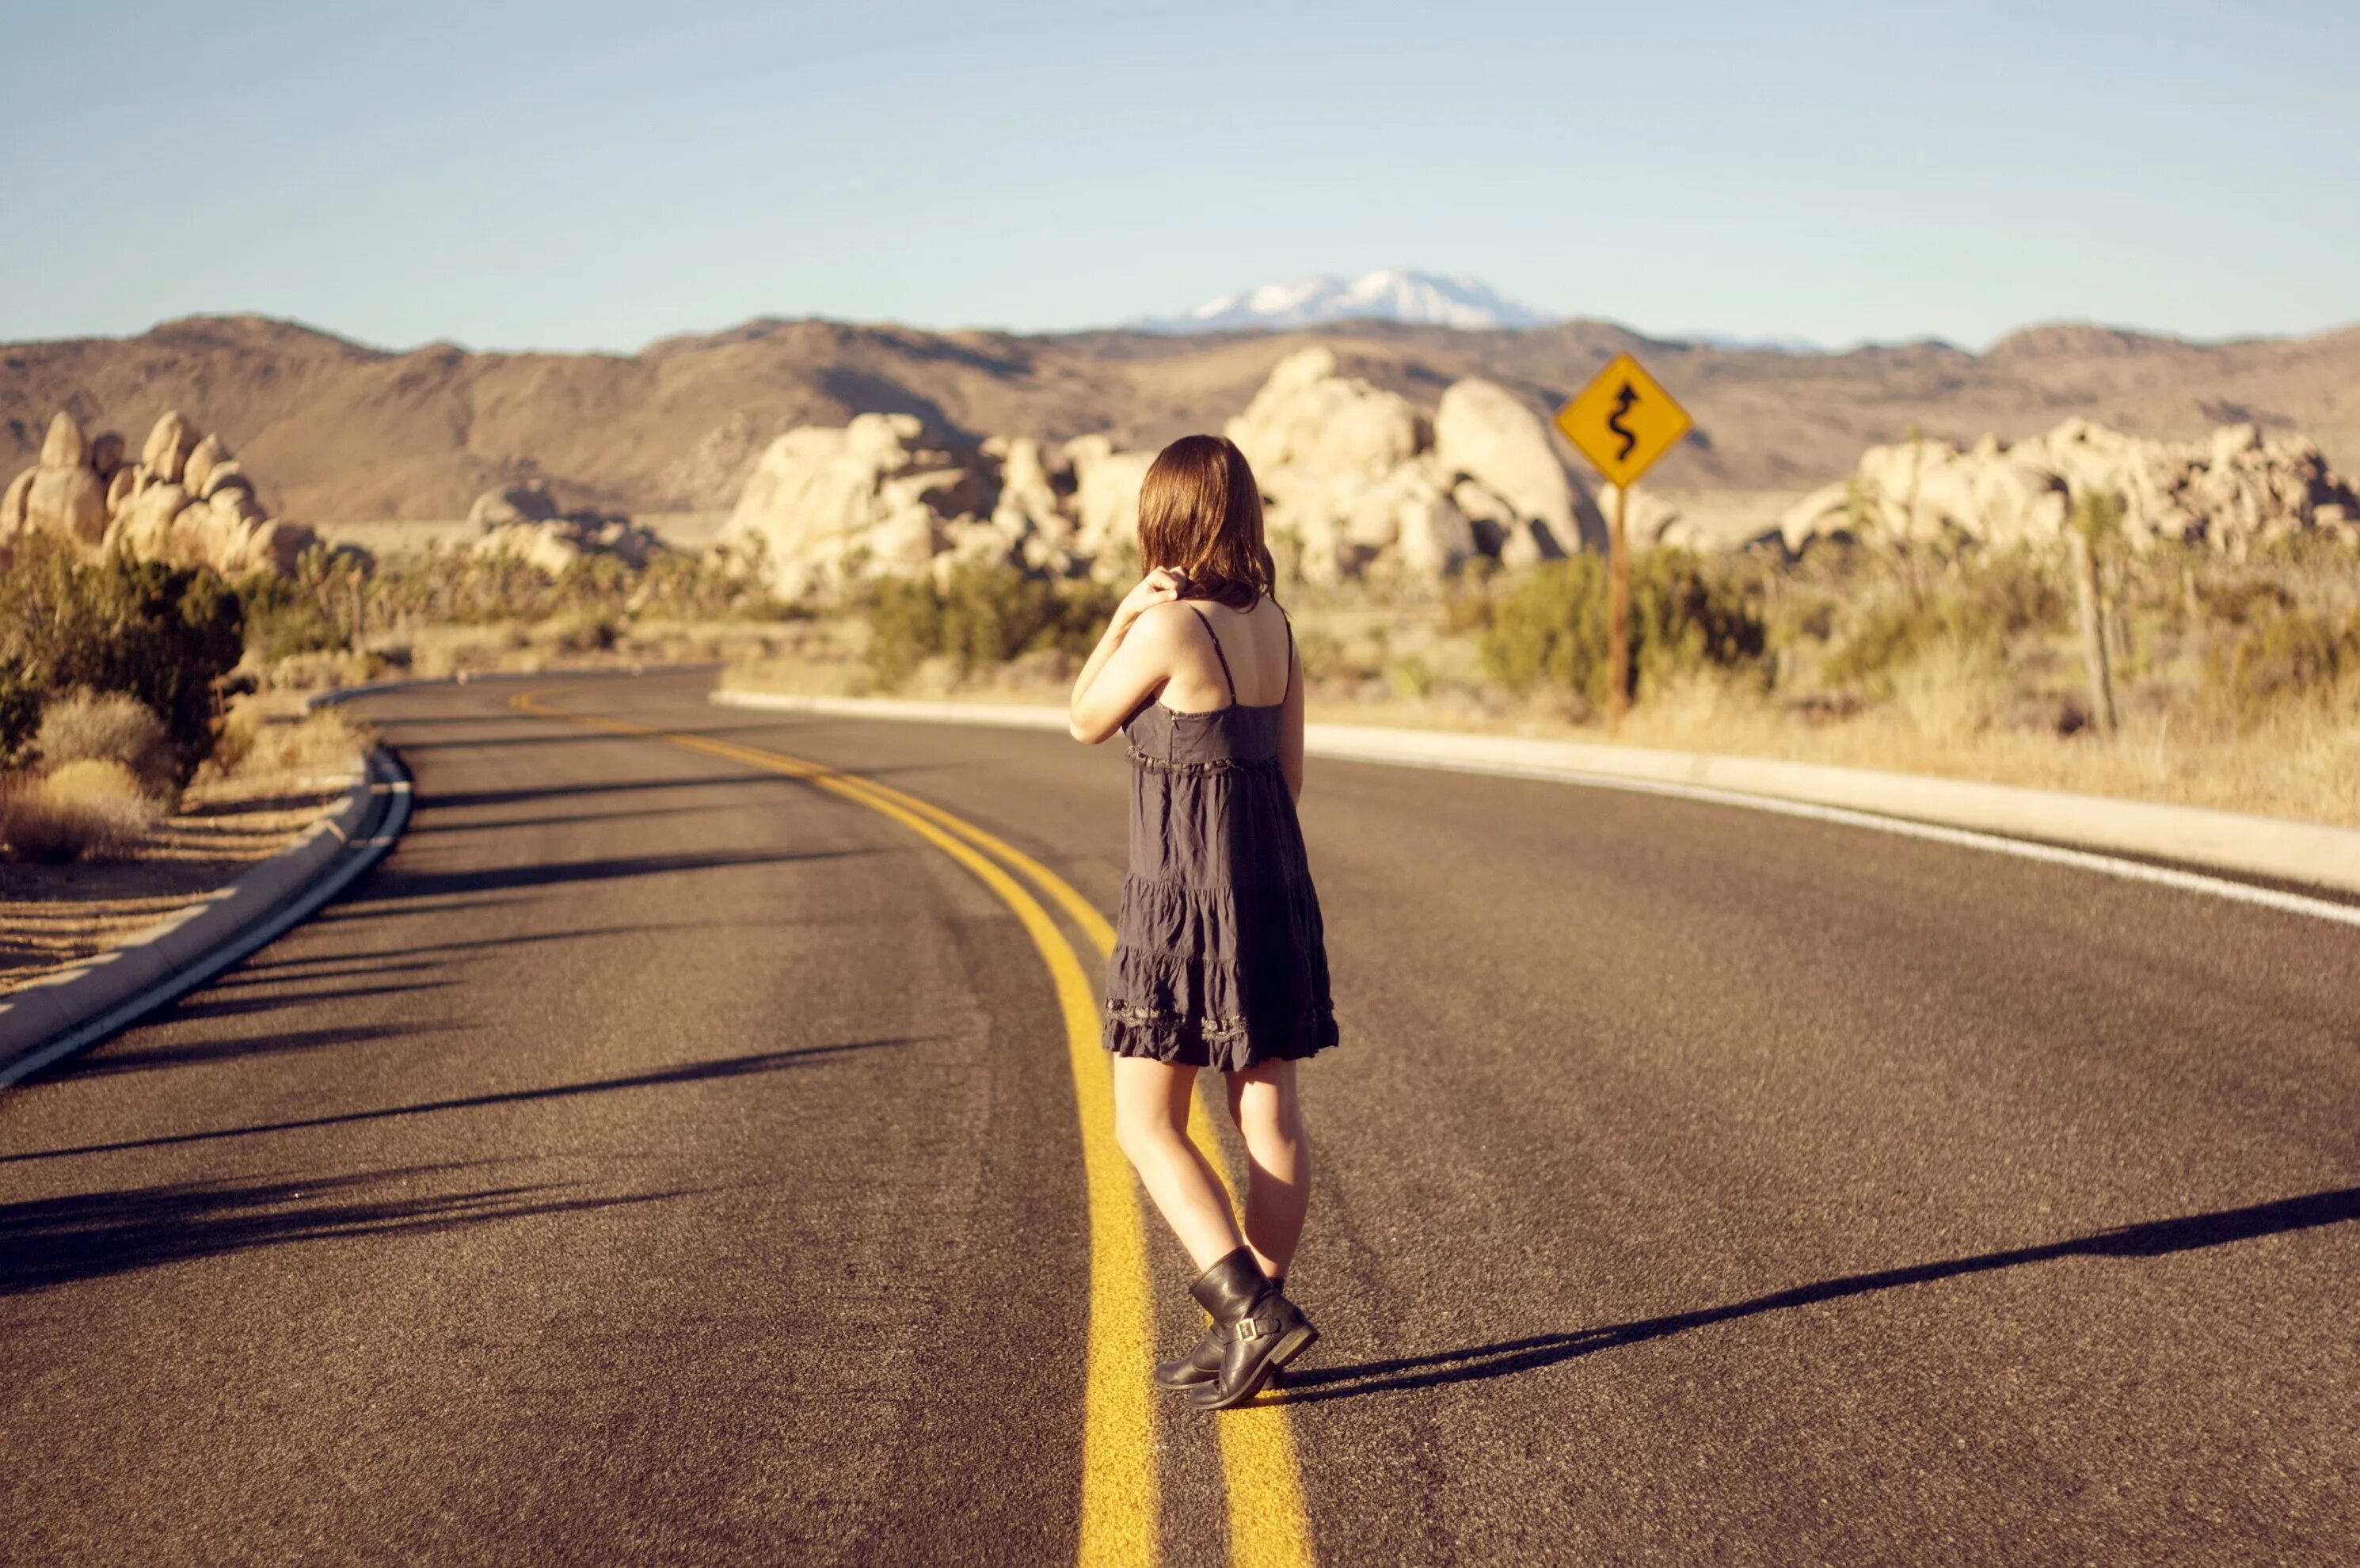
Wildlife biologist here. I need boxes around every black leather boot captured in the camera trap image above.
[1154,1275,1283,1391]
[1185,1249,1317,1412]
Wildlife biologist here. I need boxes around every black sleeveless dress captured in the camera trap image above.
[1102,602,1340,1071]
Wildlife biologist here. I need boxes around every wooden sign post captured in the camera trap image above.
[1554,352,1693,733]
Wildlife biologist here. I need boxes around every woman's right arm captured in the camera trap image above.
[1070,570,1186,743]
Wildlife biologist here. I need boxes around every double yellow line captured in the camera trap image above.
[509,688,1312,1567]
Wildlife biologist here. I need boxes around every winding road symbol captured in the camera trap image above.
[1606,381,1640,462]
[1555,351,1691,489]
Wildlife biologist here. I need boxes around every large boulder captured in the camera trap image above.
[140,411,198,485]
[199,459,254,500]
[1224,347,1427,481]
[470,479,666,574]
[26,466,109,543]
[1063,435,1157,568]
[1393,489,1478,577]
[466,481,664,573]
[1,468,32,535]
[988,436,1079,573]
[183,432,230,496]
[711,413,995,598]
[109,482,191,558]
[1433,379,1590,554]
[1592,481,1685,549]
[10,413,111,544]
[988,436,1073,542]
[39,411,89,469]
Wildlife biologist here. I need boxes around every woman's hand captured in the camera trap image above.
[1113,568,1189,631]
[1071,568,1188,744]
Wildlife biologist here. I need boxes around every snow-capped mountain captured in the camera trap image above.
[1132,269,1554,333]
[1674,329,1830,355]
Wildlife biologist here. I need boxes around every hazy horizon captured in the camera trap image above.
[4,1,2354,355]
[15,299,2357,363]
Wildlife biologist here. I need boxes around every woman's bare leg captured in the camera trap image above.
[1112,1056,1244,1270]
[1225,1060,1309,1281]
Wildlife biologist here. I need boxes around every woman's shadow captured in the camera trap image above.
[1269,1184,2360,1406]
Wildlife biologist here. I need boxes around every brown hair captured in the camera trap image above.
[1136,435,1274,610]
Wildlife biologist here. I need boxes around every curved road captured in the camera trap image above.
[4,672,2355,1566]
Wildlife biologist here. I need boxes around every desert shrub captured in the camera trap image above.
[629,552,782,622]
[207,706,362,780]
[1820,553,2067,694]
[1291,624,1350,684]
[1440,583,1494,637]
[865,564,1116,688]
[236,569,349,660]
[865,577,945,688]
[0,538,245,780]
[2195,576,2295,626]
[0,759,160,864]
[0,657,40,767]
[207,703,262,774]
[1633,553,1771,685]
[1482,556,1611,700]
[35,690,176,794]
[362,542,786,630]
[1384,654,1437,699]
[1821,599,1984,691]
[2202,603,2360,727]
[1480,551,1766,712]
[532,610,620,653]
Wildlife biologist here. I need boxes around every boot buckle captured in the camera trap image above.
[1233,1319,1262,1341]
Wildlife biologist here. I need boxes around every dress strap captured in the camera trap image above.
[1184,604,1238,702]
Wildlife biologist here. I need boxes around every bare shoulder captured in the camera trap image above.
[1128,599,1200,647]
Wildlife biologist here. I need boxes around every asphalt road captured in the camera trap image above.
[4,671,2355,1566]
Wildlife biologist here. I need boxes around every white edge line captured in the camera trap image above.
[711,691,2360,934]
[0,759,416,1087]
[8,667,698,1084]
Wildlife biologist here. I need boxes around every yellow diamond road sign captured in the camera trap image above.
[1555,352,1692,489]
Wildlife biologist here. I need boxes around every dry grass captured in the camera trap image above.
[35,690,175,793]
[1607,667,2360,827]
[205,704,367,785]
[0,759,163,864]
[2,698,367,992]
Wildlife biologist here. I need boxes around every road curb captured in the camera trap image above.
[0,664,720,1085]
[706,687,2360,904]
[0,746,413,1087]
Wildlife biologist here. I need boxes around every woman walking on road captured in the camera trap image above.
[1068,433,1338,1412]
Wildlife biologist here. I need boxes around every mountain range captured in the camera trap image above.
[4,313,2355,523]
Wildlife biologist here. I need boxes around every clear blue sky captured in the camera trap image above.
[3,0,2353,352]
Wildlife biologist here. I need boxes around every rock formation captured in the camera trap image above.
[468,481,664,575]
[709,414,995,598]
[712,348,1602,599]
[1779,418,2360,553]
[1,409,317,574]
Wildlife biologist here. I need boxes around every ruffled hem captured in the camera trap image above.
[1102,997,1339,1071]
[1125,746,1285,775]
